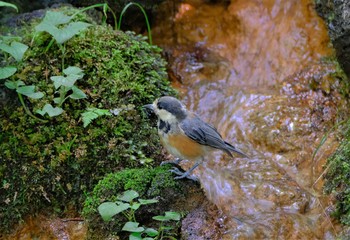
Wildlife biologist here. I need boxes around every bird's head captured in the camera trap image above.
[143,96,187,123]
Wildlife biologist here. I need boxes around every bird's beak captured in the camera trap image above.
[143,104,154,111]
[142,104,154,117]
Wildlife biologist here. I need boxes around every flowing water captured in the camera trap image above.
[152,0,347,238]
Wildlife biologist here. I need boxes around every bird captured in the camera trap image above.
[143,96,248,180]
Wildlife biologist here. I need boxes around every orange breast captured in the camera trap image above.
[163,133,206,160]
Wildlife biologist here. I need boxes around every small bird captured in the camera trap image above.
[143,96,247,180]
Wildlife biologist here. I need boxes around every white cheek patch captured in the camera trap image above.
[157,109,177,123]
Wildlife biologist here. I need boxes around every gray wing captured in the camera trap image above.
[180,115,231,150]
[180,114,248,158]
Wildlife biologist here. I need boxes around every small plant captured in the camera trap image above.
[35,11,92,69]
[36,66,86,117]
[0,37,47,121]
[81,108,112,127]
[118,2,152,45]
[0,37,28,80]
[98,190,181,240]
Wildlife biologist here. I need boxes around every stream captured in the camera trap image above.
[152,0,346,238]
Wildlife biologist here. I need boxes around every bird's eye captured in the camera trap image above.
[157,102,163,110]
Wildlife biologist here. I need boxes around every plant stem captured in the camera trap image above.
[17,92,47,122]
[59,44,66,70]
[71,3,117,28]
[117,2,152,45]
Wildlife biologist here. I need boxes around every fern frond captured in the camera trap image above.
[81,108,112,127]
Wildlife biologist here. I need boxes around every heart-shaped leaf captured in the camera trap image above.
[98,202,130,221]
[35,11,71,31]
[118,190,139,202]
[36,104,63,117]
[122,222,144,233]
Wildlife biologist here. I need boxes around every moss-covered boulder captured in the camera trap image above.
[0,8,176,232]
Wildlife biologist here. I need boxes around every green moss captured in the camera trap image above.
[324,120,350,225]
[82,166,181,239]
[0,8,176,232]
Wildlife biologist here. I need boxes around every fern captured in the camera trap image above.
[81,108,112,127]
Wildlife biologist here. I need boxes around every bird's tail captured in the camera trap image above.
[224,141,249,158]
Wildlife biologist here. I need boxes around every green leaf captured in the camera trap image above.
[0,66,17,80]
[0,1,18,11]
[152,216,168,221]
[81,108,112,128]
[138,199,158,205]
[55,21,92,44]
[51,75,76,89]
[36,104,63,117]
[129,232,142,240]
[144,228,159,237]
[35,11,71,30]
[122,222,144,233]
[129,203,141,210]
[5,80,24,89]
[35,12,91,44]
[16,85,35,95]
[16,85,44,99]
[152,211,181,222]
[51,66,84,89]
[63,66,84,76]
[47,22,92,44]
[98,202,121,221]
[53,97,62,105]
[70,86,86,99]
[160,226,174,231]
[26,92,44,99]
[118,190,139,202]
[0,41,28,62]
[164,211,181,221]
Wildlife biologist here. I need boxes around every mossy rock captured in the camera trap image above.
[83,166,183,239]
[324,121,350,225]
[0,8,176,232]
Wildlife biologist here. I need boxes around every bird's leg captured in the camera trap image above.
[170,160,202,181]
[160,157,183,166]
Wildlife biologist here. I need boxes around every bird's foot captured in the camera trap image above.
[160,158,183,166]
[169,167,199,182]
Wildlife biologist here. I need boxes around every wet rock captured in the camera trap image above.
[181,201,224,240]
[3,215,87,240]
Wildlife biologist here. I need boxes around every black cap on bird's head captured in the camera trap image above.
[143,96,187,122]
